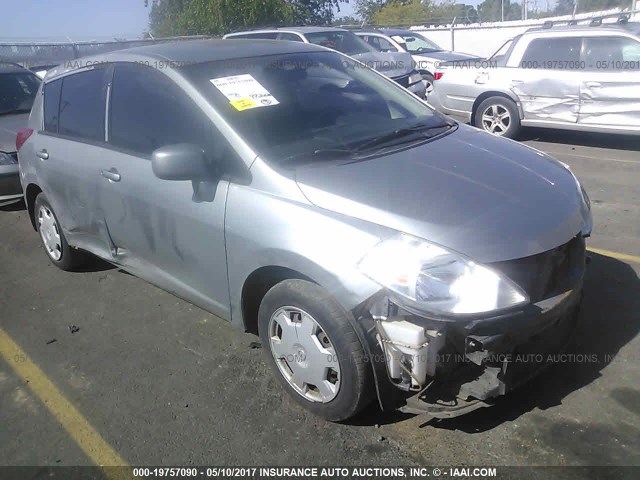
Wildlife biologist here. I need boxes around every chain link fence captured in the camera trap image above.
[0,36,212,70]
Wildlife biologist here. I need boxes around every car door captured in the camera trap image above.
[98,63,233,319]
[579,35,640,129]
[509,36,583,124]
[31,66,111,254]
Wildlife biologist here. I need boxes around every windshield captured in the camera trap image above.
[181,51,450,166]
[394,34,441,54]
[305,31,373,56]
[0,72,41,115]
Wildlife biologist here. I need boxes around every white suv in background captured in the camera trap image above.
[428,25,640,138]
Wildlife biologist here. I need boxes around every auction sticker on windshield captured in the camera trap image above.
[210,74,279,111]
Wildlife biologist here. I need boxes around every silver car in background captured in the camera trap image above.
[353,28,478,96]
[19,40,591,421]
[1,63,40,202]
[224,27,426,98]
[428,25,640,138]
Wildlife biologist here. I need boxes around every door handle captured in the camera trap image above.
[101,168,121,182]
[586,81,602,88]
[36,149,49,160]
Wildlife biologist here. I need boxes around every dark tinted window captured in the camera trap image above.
[58,68,107,141]
[109,64,210,156]
[0,71,40,115]
[520,37,582,67]
[230,32,278,39]
[584,36,640,68]
[365,36,396,52]
[278,33,303,42]
[43,79,62,133]
[305,31,372,56]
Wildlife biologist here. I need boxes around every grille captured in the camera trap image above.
[489,235,586,303]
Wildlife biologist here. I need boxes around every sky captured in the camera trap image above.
[1,0,151,40]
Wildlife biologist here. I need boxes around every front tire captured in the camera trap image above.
[474,96,521,138]
[258,279,373,421]
[34,193,87,271]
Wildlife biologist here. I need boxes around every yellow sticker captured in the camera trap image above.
[230,97,258,111]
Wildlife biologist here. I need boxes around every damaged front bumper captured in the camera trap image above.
[353,237,587,418]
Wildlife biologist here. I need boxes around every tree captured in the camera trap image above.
[477,0,522,22]
[145,0,347,36]
[332,15,362,25]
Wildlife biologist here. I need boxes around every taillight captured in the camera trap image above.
[16,128,33,151]
[434,72,444,81]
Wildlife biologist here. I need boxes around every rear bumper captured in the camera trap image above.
[0,164,22,201]
[427,90,472,123]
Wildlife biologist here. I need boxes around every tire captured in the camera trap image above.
[34,192,88,271]
[422,72,434,97]
[258,279,373,421]
[474,96,521,139]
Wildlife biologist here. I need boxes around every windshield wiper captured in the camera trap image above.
[280,148,355,166]
[353,123,451,154]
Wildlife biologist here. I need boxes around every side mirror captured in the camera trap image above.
[151,143,210,181]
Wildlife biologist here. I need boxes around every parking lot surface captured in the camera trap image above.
[1,129,639,473]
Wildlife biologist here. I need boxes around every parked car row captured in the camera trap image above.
[14,37,592,421]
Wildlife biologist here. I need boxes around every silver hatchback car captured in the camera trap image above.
[19,40,592,421]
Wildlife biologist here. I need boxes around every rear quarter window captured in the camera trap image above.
[43,79,62,133]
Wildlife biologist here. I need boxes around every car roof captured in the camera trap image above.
[352,28,419,36]
[524,24,633,34]
[0,62,33,74]
[229,26,349,35]
[44,39,325,80]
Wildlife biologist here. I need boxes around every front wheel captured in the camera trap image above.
[258,279,373,421]
[474,96,521,138]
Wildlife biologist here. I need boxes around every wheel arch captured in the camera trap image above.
[470,91,522,125]
[25,183,43,230]
[240,265,315,335]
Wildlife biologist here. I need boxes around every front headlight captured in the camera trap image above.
[358,233,528,316]
[0,152,17,166]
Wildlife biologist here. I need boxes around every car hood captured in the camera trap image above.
[352,50,414,78]
[414,51,479,63]
[0,112,29,153]
[294,125,589,264]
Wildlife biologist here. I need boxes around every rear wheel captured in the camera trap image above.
[258,279,373,421]
[422,73,435,97]
[474,96,521,139]
[34,193,88,271]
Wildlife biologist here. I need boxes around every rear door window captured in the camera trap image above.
[584,36,640,68]
[58,68,108,142]
[43,78,62,133]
